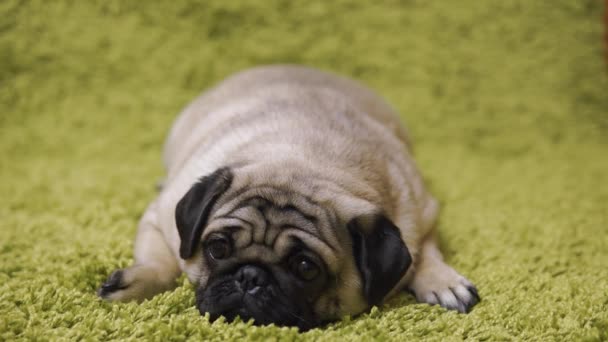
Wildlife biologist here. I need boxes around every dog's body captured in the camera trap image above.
[99,65,479,329]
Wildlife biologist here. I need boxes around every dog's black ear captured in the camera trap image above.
[175,167,233,259]
[348,214,412,306]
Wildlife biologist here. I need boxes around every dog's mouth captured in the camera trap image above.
[195,265,320,330]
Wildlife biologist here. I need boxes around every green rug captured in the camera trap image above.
[1,0,607,340]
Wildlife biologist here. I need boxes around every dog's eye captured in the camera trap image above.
[206,235,232,260]
[291,255,320,281]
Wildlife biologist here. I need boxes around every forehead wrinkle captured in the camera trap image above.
[214,185,280,216]
[274,229,339,272]
[235,230,252,250]
[222,206,266,231]
[261,203,322,250]
[296,202,341,254]
[269,188,341,253]
[238,245,280,264]
[203,219,252,250]
[216,185,307,217]
[214,184,342,252]
[222,205,267,248]
[252,206,268,244]
[266,202,317,232]
[261,187,341,253]
[202,218,245,238]
[214,214,255,228]
[264,225,281,247]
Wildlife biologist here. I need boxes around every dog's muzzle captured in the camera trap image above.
[236,264,268,295]
[196,264,319,330]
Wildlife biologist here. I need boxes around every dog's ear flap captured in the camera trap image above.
[175,167,233,259]
[348,214,412,306]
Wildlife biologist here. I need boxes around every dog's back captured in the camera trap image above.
[163,65,411,177]
[160,65,436,235]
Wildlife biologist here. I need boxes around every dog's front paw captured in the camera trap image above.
[98,269,128,299]
[409,263,480,313]
[98,265,177,302]
[98,268,142,301]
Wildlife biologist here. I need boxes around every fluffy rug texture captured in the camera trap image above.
[1,0,607,340]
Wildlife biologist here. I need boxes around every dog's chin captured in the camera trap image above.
[196,274,320,331]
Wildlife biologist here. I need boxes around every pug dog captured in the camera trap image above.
[98,65,479,329]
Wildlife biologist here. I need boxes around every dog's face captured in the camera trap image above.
[175,167,412,330]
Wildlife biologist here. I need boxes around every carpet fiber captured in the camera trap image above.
[1,0,607,340]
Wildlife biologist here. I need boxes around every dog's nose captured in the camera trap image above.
[236,265,269,294]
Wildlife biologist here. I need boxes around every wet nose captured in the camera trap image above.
[236,265,269,294]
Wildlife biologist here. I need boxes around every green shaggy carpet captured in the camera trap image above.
[1,0,607,340]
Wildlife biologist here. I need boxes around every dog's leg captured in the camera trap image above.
[407,234,480,313]
[98,201,181,302]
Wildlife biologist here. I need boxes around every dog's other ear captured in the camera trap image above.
[348,214,412,306]
[175,167,233,259]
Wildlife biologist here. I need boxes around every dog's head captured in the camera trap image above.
[175,167,411,330]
